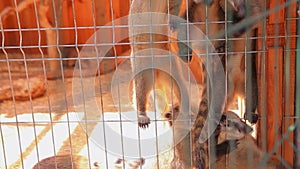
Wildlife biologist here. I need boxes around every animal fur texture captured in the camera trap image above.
[174,0,261,123]
[128,0,198,168]
[213,111,291,169]
[128,0,261,168]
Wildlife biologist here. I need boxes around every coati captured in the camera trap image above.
[128,1,201,168]
[128,0,195,128]
[129,0,260,168]
[174,0,261,123]
[213,111,291,169]
[129,0,228,168]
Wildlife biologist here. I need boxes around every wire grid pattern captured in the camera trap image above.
[0,0,299,169]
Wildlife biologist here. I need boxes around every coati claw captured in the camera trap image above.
[138,114,150,128]
[115,158,145,169]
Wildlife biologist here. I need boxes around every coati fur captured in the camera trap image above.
[128,0,261,168]
[128,1,198,168]
[213,111,291,169]
[128,0,227,168]
[174,0,261,123]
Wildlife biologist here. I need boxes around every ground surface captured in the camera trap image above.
[0,56,180,169]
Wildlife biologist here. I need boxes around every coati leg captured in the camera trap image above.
[129,0,187,128]
[226,31,258,124]
[244,44,259,123]
[129,0,196,168]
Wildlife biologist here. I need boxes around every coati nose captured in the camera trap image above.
[164,112,172,119]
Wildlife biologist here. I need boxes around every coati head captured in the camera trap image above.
[217,111,253,144]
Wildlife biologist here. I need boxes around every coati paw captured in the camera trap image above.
[115,158,145,169]
[138,114,150,128]
[162,104,180,126]
[170,158,185,169]
[244,113,259,124]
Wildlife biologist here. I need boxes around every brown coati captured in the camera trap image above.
[212,111,291,169]
[128,1,203,169]
[129,0,226,168]
[173,0,261,124]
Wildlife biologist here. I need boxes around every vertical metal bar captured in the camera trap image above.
[185,1,193,168]
[167,1,173,168]
[245,0,255,166]
[130,1,143,168]
[0,15,8,169]
[166,1,176,168]
[52,0,73,167]
[224,0,229,167]
[12,0,40,168]
[90,0,109,168]
[33,0,58,168]
[273,0,281,158]
[148,1,161,168]
[295,2,300,167]
[50,0,75,168]
[283,0,294,165]
[260,0,268,154]
[109,1,126,169]
[70,0,92,168]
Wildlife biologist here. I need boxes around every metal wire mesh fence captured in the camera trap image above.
[0,0,299,168]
